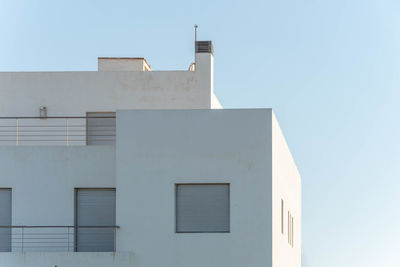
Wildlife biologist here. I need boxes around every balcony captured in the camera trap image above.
[0,116,116,146]
[0,226,119,252]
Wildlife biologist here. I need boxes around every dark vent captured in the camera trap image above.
[196,41,213,54]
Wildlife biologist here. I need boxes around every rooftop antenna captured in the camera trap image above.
[194,24,198,43]
[188,25,198,71]
[194,24,198,62]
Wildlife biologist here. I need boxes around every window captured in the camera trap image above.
[288,211,290,243]
[75,189,116,252]
[283,200,294,248]
[292,216,294,247]
[281,199,284,234]
[288,211,294,247]
[86,112,116,145]
[0,189,11,252]
[175,184,230,233]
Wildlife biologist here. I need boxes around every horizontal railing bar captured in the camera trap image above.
[11,233,74,235]
[12,247,73,250]
[0,117,116,119]
[0,125,114,127]
[0,141,111,142]
[0,135,115,137]
[0,142,111,144]
[14,242,72,244]
[0,226,119,228]
[0,139,115,141]
[11,236,74,239]
[12,237,72,239]
[0,130,114,133]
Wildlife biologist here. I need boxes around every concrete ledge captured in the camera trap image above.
[0,252,133,267]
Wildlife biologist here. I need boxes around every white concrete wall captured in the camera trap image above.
[0,252,133,267]
[116,109,273,267]
[0,109,301,267]
[0,53,221,117]
[272,112,302,267]
[0,146,115,228]
[0,71,204,117]
[195,53,213,109]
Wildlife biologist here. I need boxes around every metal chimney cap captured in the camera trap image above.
[195,41,213,54]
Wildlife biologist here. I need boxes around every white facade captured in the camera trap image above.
[0,41,300,267]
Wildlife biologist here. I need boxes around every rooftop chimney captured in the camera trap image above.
[195,40,214,107]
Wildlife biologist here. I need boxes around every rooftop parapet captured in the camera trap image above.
[98,57,152,71]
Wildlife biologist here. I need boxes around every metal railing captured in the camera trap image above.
[0,116,116,146]
[0,226,119,252]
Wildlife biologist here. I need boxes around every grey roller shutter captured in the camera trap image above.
[0,189,11,252]
[86,112,116,145]
[176,184,230,233]
[76,189,116,252]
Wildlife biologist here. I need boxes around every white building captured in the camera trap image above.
[0,41,301,267]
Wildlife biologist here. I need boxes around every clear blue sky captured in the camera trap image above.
[1,0,400,266]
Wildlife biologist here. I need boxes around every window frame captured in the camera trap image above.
[86,111,116,146]
[175,183,231,234]
[74,187,117,252]
[0,188,12,252]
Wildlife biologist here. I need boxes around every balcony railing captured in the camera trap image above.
[0,226,119,252]
[0,116,116,146]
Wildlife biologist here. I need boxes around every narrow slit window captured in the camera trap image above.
[288,211,290,244]
[281,199,284,234]
[291,217,294,247]
[287,212,294,247]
